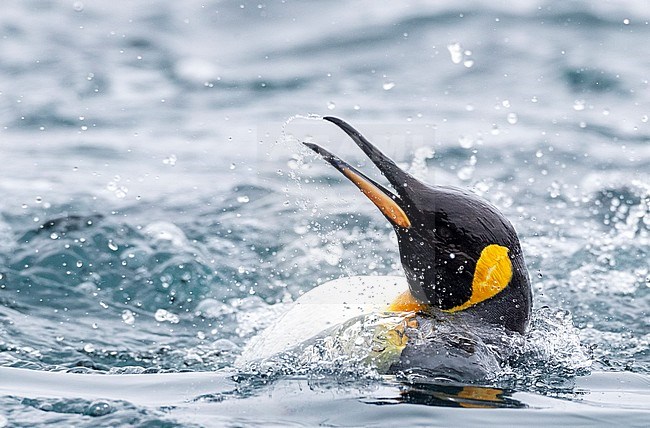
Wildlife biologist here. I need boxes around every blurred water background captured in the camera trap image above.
[0,0,649,426]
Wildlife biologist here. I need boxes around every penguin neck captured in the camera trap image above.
[398,260,531,334]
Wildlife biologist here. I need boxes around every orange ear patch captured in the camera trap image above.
[446,244,512,313]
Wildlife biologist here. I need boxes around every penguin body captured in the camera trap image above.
[237,117,531,377]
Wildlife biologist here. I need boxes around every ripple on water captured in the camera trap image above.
[4,396,182,427]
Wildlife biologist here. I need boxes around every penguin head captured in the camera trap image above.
[304,116,532,334]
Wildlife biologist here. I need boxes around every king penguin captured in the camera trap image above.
[236,117,532,375]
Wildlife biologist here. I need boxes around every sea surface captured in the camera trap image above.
[1,1,649,426]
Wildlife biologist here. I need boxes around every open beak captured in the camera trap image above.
[303,117,416,229]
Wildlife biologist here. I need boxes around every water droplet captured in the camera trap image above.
[50,233,59,240]
[507,112,518,124]
[382,81,395,90]
[154,308,179,324]
[447,42,463,64]
[114,188,128,199]
[237,195,250,203]
[293,224,309,235]
[197,331,206,340]
[490,124,500,135]
[458,135,474,149]
[107,179,128,199]
[623,18,630,25]
[76,260,83,268]
[327,101,336,110]
[641,115,648,123]
[85,401,112,417]
[457,166,475,181]
[229,163,236,170]
[162,154,177,166]
[83,343,95,353]
[35,196,43,204]
[72,1,84,12]
[121,309,135,325]
[463,59,474,68]
[573,99,586,111]
[108,241,118,251]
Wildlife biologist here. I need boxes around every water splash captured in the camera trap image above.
[505,307,592,382]
[279,114,324,157]
[238,305,591,389]
[447,42,474,68]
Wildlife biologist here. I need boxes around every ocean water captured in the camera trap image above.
[0,0,649,426]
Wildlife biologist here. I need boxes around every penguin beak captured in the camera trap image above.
[302,116,415,229]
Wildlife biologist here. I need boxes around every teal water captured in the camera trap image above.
[0,1,649,426]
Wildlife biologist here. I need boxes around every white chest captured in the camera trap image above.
[235,276,409,367]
